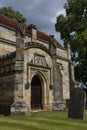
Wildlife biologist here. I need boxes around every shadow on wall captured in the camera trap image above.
[0,105,11,116]
[0,81,14,115]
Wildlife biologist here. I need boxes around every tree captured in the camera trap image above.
[55,0,87,85]
[0,7,27,23]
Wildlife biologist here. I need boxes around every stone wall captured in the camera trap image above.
[0,25,16,55]
[0,41,16,55]
[24,35,31,43]
[0,49,24,114]
[24,48,52,68]
[14,72,23,102]
[0,52,15,114]
[0,74,15,104]
[0,74,15,115]
[57,58,70,100]
[37,39,49,49]
[0,26,16,42]
[56,48,68,58]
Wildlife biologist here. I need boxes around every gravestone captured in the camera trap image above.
[68,87,86,119]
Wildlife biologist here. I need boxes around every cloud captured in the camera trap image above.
[51,9,66,24]
[0,0,66,44]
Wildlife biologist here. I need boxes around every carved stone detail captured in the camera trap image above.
[25,42,52,57]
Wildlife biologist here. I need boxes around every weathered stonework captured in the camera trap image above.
[0,16,75,114]
[0,41,16,55]
[0,26,16,42]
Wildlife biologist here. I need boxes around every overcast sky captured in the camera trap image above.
[0,0,66,44]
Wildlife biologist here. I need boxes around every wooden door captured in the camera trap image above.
[31,76,42,110]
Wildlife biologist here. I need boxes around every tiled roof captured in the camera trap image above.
[0,15,51,42]
[37,30,50,42]
[0,15,18,29]
[27,24,51,42]
[0,15,64,48]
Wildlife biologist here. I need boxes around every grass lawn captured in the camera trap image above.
[0,111,87,130]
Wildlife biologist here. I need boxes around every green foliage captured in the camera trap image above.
[55,0,87,85]
[75,60,87,84]
[0,7,27,23]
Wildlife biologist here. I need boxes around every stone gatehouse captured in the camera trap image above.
[0,15,75,114]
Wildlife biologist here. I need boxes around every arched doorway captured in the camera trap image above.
[31,75,43,110]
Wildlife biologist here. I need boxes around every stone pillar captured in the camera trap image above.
[67,43,71,60]
[11,24,27,115]
[68,61,75,92]
[50,35,66,110]
[28,24,37,42]
[65,41,75,91]
[64,40,71,60]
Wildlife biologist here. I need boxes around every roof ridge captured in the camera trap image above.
[0,15,18,29]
